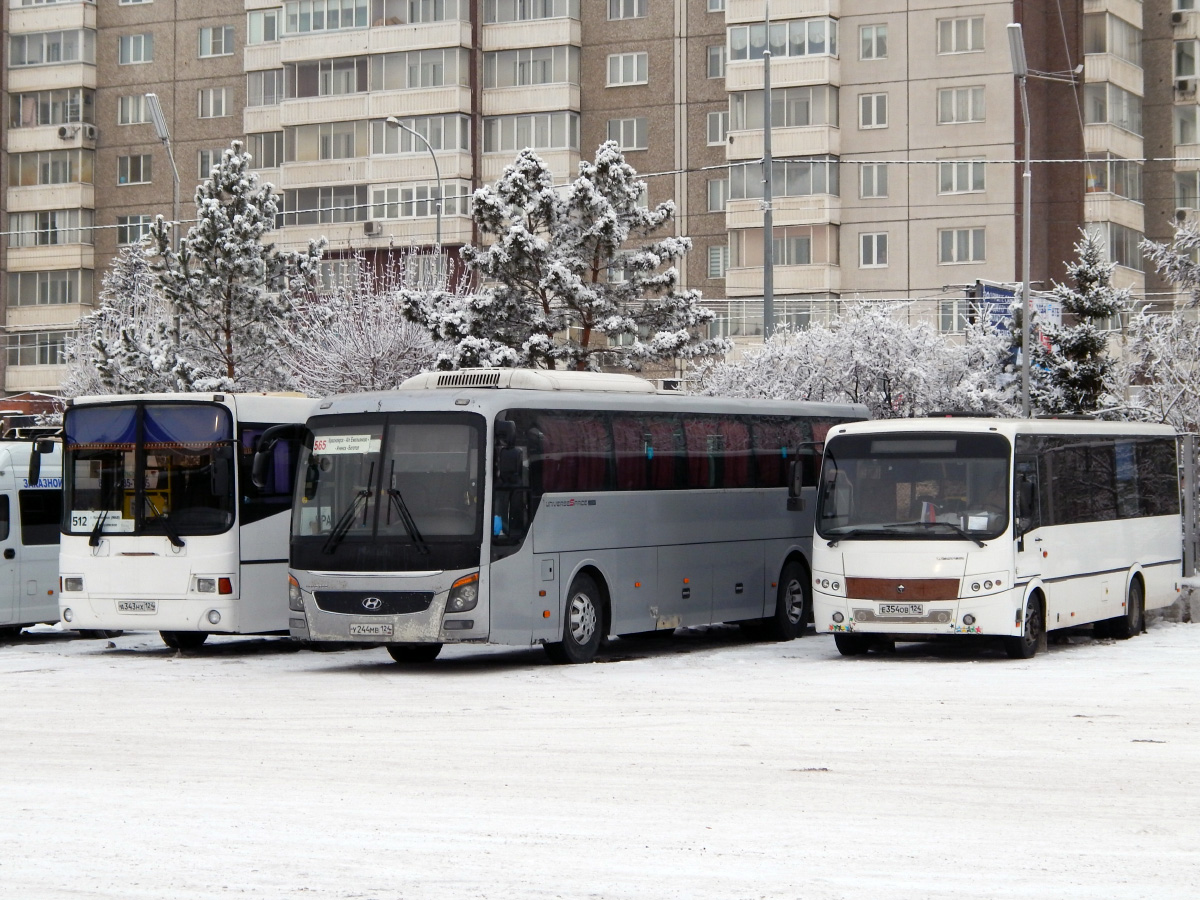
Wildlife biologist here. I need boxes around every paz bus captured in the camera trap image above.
[267,369,865,664]
[807,417,1182,658]
[55,393,318,649]
[0,439,62,638]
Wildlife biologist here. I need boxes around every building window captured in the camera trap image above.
[729,86,839,129]
[370,114,471,154]
[707,45,725,78]
[938,227,985,264]
[484,46,580,88]
[729,225,838,268]
[1089,222,1144,271]
[708,0,723,11]
[729,158,838,200]
[248,9,280,44]
[8,150,93,187]
[707,178,727,212]
[8,29,96,67]
[860,24,886,60]
[117,215,154,245]
[939,298,975,334]
[483,112,579,152]
[402,0,464,23]
[117,154,152,185]
[198,88,231,119]
[283,0,370,34]
[707,111,728,145]
[118,94,149,125]
[6,331,68,368]
[199,25,234,58]
[248,70,285,107]
[119,0,153,5]
[8,210,94,247]
[118,33,153,65]
[246,132,284,168]
[608,0,646,20]
[198,149,224,178]
[938,87,985,124]
[9,89,94,128]
[371,181,471,219]
[607,52,648,86]
[728,18,838,61]
[860,232,888,268]
[7,270,93,307]
[286,57,370,97]
[484,0,580,23]
[937,17,984,54]
[938,160,986,194]
[284,121,369,162]
[859,93,887,129]
[1084,83,1142,135]
[369,48,470,90]
[282,185,369,225]
[608,117,648,150]
[708,245,729,279]
[1083,13,1141,67]
[860,163,887,198]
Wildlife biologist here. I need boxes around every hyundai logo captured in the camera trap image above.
[361,597,383,611]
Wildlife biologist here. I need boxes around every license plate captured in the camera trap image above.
[878,603,923,616]
[350,623,393,637]
[116,600,157,614]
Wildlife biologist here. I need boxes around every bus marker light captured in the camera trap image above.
[984,580,993,590]
[634,582,641,588]
[63,607,74,623]
[543,610,551,618]
[444,619,474,630]
[683,578,689,584]
[539,590,546,597]
[207,610,221,625]
[218,578,234,595]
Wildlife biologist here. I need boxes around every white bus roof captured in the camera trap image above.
[399,369,660,394]
[68,393,318,421]
[825,417,1177,441]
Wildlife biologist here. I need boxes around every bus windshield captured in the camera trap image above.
[292,412,485,572]
[64,402,236,537]
[817,431,1012,542]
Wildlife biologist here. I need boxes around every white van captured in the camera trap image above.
[0,440,62,639]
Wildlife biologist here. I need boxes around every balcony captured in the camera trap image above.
[725,195,840,229]
[482,149,578,183]
[8,62,96,94]
[369,86,472,117]
[369,20,471,53]
[725,55,839,92]
[244,42,282,72]
[6,183,94,213]
[368,150,473,183]
[5,245,94,272]
[482,18,579,51]
[1083,123,1142,161]
[9,1,94,32]
[244,105,282,133]
[482,84,580,117]
[278,159,369,188]
[1083,53,1142,98]
[6,302,93,331]
[1176,143,1200,171]
[726,125,838,161]
[280,95,370,126]
[4,364,68,394]
[1084,193,1144,233]
[726,264,840,296]
[726,0,839,25]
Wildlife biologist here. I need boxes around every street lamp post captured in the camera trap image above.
[144,93,179,252]
[385,115,442,250]
[1007,23,1033,418]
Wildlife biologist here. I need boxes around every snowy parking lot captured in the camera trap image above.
[2,622,1198,900]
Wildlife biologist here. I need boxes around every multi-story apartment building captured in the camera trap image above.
[0,0,1158,393]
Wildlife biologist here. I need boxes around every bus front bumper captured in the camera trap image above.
[59,595,244,633]
[813,587,1022,638]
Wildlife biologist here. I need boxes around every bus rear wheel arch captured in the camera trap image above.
[160,631,209,651]
[544,571,606,664]
[764,557,812,642]
[1004,591,1044,659]
[1098,575,1144,641]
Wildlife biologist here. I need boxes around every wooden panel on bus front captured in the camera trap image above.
[845,578,960,601]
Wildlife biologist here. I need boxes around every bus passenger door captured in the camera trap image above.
[1013,457,1042,583]
[0,495,15,625]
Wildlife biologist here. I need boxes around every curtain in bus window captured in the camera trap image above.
[537,414,610,493]
[683,415,718,488]
[644,416,682,490]
[720,418,751,488]
[66,405,137,449]
[612,414,647,491]
[752,417,809,487]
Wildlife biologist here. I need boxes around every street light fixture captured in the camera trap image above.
[1007,23,1032,418]
[144,93,180,251]
[385,115,442,251]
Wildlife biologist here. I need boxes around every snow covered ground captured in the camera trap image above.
[2,622,1197,900]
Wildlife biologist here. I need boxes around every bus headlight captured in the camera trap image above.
[288,575,304,611]
[207,610,222,625]
[196,578,217,593]
[63,577,83,592]
[446,573,479,613]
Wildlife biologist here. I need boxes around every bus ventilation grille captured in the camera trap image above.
[436,371,502,388]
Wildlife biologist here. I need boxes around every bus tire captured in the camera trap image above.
[160,631,209,651]
[0,626,20,642]
[78,629,123,639]
[1004,594,1042,659]
[764,560,810,642]
[545,573,604,664]
[386,643,442,663]
[834,633,871,656]
[1107,578,1144,641]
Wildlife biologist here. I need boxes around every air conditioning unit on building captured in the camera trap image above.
[364,220,382,236]
[1177,208,1191,222]
[81,124,98,142]
[1177,79,1197,95]
[1173,11,1184,24]
[57,125,78,140]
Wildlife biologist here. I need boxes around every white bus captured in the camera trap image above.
[0,440,62,639]
[271,369,865,664]
[56,393,318,649]
[808,417,1182,659]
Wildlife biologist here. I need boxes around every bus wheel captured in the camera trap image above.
[764,561,810,642]
[545,573,603,664]
[386,643,442,663]
[160,631,209,651]
[0,626,20,642]
[1107,579,1144,641]
[834,633,871,656]
[77,629,123,639]
[1004,595,1042,660]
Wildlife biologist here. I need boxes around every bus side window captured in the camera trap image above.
[18,490,61,545]
[0,495,8,541]
[1014,458,1040,536]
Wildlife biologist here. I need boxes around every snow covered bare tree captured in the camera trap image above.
[1030,228,1129,415]
[147,141,324,391]
[1113,308,1200,431]
[403,142,729,370]
[280,250,451,395]
[694,303,1014,418]
[62,244,176,396]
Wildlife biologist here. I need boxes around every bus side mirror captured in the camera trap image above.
[495,419,516,446]
[27,449,41,486]
[787,447,820,511]
[497,447,524,487]
[252,423,306,489]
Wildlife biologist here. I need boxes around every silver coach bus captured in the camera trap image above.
[266,369,865,664]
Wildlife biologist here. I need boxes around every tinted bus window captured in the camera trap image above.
[240,424,300,525]
[531,412,611,493]
[19,490,62,545]
[0,495,9,541]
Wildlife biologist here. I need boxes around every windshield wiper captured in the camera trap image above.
[909,520,986,548]
[143,494,185,548]
[824,526,904,547]
[386,489,430,555]
[88,510,108,548]
[321,489,370,555]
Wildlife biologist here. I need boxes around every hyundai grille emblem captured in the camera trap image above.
[362,597,383,611]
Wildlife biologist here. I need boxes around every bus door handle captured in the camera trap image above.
[3,548,13,560]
